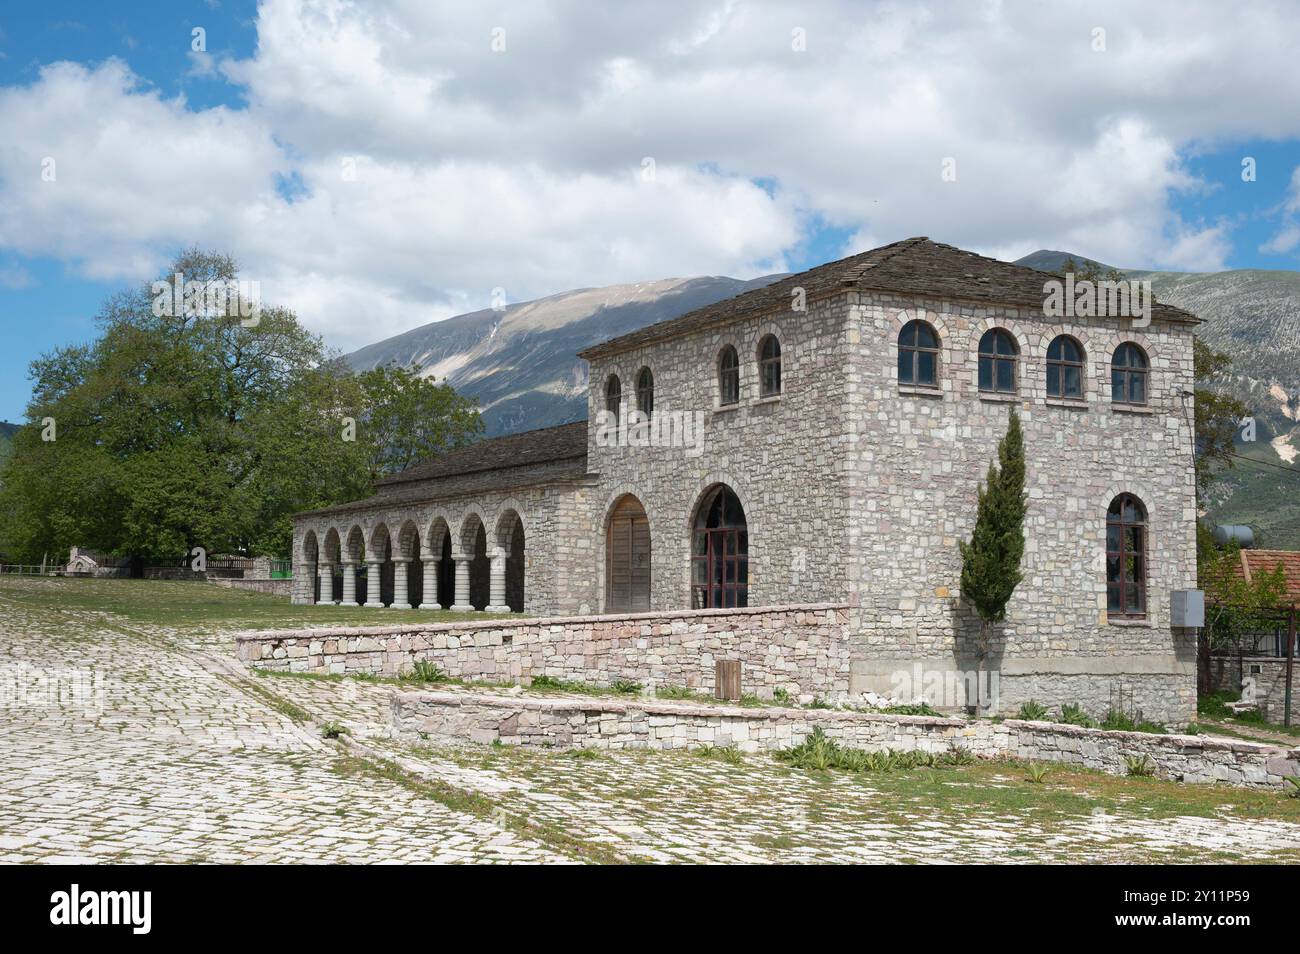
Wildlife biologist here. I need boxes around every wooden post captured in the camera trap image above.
[715,660,742,701]
[1285,604,1295,728]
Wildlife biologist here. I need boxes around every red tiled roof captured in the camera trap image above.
[1237,550,1300,604]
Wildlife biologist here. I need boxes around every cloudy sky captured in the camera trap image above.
[2,0,1299,420]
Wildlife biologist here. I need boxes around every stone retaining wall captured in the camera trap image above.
[211,577,293,597]
[237,603,855,699]
[390,691,1300,789]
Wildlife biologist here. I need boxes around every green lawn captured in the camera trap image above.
[0,576,520,630]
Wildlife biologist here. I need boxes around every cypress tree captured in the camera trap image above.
[959,407,1027,709]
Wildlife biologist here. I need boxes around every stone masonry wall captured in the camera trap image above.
[585,293,853,612]
[843,290,1199,724]
[237,604,855,699]
[391,691,1300,788]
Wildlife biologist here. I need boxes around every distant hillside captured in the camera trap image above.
[345,274,784,436]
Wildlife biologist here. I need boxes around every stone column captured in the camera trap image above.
[291,562,313,605]
[341,560,358,606]
[316,561,335,604]
[364,558,386,608]
[419,549,440,610]
[450,556,475,612]
[485,546,510,612]
[391,557,412,609]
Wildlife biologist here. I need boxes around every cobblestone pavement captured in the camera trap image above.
[0,592,564,863]
[3,580,1300,864]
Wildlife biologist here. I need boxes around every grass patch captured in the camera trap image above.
[775,728,944,773]
[0,575,527,632]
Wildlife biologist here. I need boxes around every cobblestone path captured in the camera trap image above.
[3,579,1299,864]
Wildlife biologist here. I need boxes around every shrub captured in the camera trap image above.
[1197,691,1237,721]
[883,701,942,716]
[403,660,448,683]
[609,678,642,694]
[1124,754,1156,777]
[942,745,976,766]
[1102,710,1167,734]
[656,684,701,700]
[772,687,792,705]
[320,721,348,740]
[1058,703,1097,728]
[775,729,942,774]
[695,745,744,764]
[1017,700,1049,721]
[1285,776,1300,799]
[1025,762,1051,783]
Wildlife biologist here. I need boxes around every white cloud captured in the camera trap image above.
[3,0,1300,350]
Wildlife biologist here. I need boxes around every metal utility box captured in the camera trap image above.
[1170,589,1205,627]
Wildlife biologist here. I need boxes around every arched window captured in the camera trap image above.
[636,367,654,419]
[605,374,622,423]
[692,485,748,608]
[978,328,1019,394]
[1106,494,1147,619]
[898,320,940,388]
[1047,335,1085,399]
[1111,343,1149,406]
[718,346,740,406]
[758,335,782,397]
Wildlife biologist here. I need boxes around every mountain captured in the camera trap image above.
[1015,251,1300,548]
[345,252,1300,548]
[345,274,784,436]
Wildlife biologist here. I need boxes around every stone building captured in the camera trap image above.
[292,238,1201,720]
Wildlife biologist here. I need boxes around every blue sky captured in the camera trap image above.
[2,1,1299,424]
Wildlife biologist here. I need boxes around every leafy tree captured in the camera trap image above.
[0,250,482,563]
[349,365,484,484]
[1192,337,1251,503]
[959,408,1027,709]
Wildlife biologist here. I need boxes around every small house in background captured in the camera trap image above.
[1209,548,1300,723]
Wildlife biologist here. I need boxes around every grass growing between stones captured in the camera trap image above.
[0,576,523,631]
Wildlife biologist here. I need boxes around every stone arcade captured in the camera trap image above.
[290,238,1200,721]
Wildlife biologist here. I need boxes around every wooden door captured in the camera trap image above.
[607,496,651,612]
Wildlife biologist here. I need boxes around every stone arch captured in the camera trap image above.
[451,512,490,611]
[393,519,421,609]
[493,506,526,613]
[362,522,393,607]
[687,477,752,610]
[424,515,454,609]
[344,525,365,564]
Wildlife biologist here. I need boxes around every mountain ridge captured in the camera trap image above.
[344,249,1300,546]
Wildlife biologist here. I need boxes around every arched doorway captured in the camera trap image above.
[496,509,526,613]
[691,484,748,609]
[606,494,651,612]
